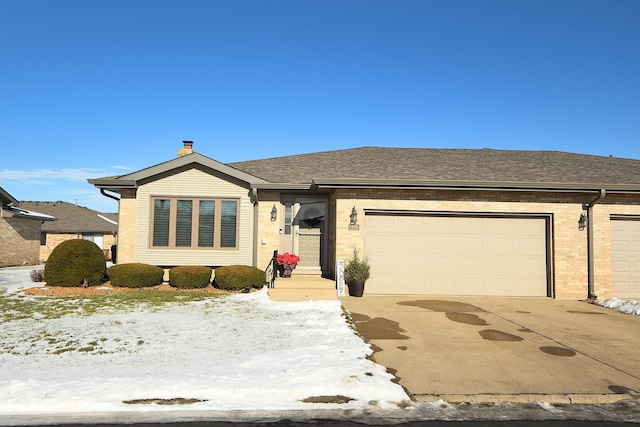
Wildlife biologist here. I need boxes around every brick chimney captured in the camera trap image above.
[178,140,194,157]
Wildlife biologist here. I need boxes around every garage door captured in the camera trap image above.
[610,219,640,299]
[364,214,548,296]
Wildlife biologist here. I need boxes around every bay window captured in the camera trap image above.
[151,197,238,249]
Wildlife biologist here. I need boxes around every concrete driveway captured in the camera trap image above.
[339,295,640,404]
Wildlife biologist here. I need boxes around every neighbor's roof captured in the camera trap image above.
[18,201,118,233]
[1,187,55,221]
[229,147,640,192]
[0,186,18,206]
[1,205,56,221]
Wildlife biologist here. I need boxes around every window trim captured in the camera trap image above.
[149,196,240,250]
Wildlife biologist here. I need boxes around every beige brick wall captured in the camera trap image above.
[0,217,41,266]
[256,191,283,269]
[115,189,138,264]
[39,233,117,261]
[332,188,636,300]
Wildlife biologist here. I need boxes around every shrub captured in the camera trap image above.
[30,269,44,282]
[213,265,265,290]
[169,266,212,289]
[344,247,370,284]
[44,239,106,287]
[108,263,164,288]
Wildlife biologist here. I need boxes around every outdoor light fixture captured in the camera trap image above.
[350,206,358,225]
[578,211,587,231]
[270,204,278,221]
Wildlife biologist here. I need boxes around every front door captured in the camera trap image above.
[281,198,326,275]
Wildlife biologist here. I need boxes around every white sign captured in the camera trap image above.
[336,260,346,297]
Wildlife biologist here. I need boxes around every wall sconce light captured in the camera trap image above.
[578,211,587,231]
[270,204,278,222]
[350,206,358,225]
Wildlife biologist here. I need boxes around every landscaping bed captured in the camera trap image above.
[21,282,229,297]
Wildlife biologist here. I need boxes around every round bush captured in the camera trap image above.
[213,265,265,290]
[44,239,106,287]
[108,263,164,288]
[169,266,212,289]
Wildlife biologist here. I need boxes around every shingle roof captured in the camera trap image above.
[0,186,18,205]
[18,201,118,233]
[229,147,640,189]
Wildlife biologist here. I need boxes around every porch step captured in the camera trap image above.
[268,275,337,301]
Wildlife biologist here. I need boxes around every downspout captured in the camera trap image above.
[99,189,121,256]
[583,189,606,300]
[100,188,121,202]
[250,188,259,268]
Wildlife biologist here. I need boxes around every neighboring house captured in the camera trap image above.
[1,187,55,267]
[18,201,118,262]
[89,141,640,300]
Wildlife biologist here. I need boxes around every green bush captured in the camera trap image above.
[108,263,164,288]
[169,266,212,289]
[44,239,106,287]
[344,247,371,284]
[213,265,265,290]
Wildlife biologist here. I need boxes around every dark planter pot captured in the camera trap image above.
[277,264,295,278]
[347,281,365,297]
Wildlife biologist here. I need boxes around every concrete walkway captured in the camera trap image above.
[339,295,640,404]
[268,275,337,301]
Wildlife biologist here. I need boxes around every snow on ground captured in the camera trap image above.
[595,297,640,315]
[0,266,409,416]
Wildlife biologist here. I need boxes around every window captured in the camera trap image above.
[151,197,239,249]
[83,233,104,248]
[284,203,292,235]
[40,232,47,246]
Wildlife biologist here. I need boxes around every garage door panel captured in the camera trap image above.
[486,257,514,274]
[610,219,640,299]
[365,215,548,296]
[427,256,455,275]
[457,236,483,252]
[395,234,423,251]
[394,216,424,232]
[455,277,485,293]
[485,236,513,253]
[514,257,546,274]
[430,236,455,253]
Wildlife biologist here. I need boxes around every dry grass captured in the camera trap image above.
[22,282,229,297]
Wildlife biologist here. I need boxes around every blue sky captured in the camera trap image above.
[1,0,639,213]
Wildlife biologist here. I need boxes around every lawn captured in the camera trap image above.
[0,266,409,416]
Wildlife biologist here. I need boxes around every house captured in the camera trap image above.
[1,187,55,267]
[18,201,118,262]
[89,141,640,300]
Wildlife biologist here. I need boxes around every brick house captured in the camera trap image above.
[1,187,55,267]
[89,141,640,300]
[18,201,118,262]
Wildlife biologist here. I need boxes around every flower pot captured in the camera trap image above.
[347,281,365,297]
[278,263,295,278]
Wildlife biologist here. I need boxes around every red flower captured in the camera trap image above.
[276,252,300,267]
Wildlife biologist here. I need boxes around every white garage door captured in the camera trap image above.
[364,214,548,296]
[610,219,640,299]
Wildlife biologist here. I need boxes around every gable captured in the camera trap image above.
[138,167,250,197]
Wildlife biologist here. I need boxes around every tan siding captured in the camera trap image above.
[135,168,253,266]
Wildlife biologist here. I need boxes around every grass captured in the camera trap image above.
[0,289,228,356]
[0,289,225,322]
